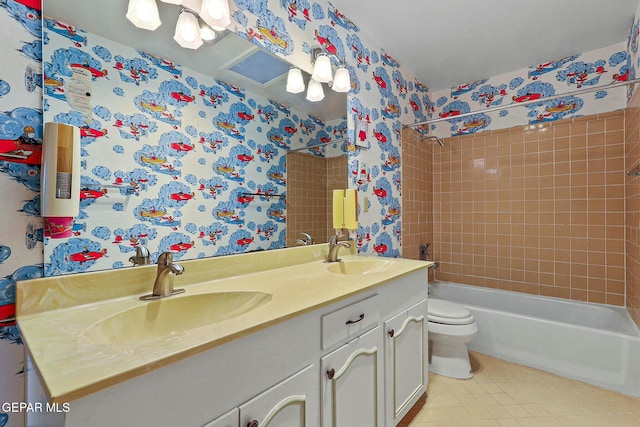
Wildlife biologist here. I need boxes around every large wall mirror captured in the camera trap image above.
[42,0,347,275]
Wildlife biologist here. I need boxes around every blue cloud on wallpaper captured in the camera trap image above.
[327,5,358,32]
[471,84,508,107]
[43,17,84,47]
[135,90,181,128]
[8,1,41,37]
[19,39,41,61]
[113,54,159,86]
[315,24,345,58]
[114,112,158,140]
[0,80,10,97]
[137,50,183,78]
[556,60,607,88]
[527,95,584,124]
[45,238,107,276]
[281,0,312,30]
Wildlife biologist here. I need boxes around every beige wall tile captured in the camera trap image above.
[407,112,628,309]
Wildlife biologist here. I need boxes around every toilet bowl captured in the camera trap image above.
[428,298,478,379]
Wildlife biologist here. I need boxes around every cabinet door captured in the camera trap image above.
[239,364,318,427]
[203,408,239,427]
[321,326,383,427]
[384,299,427,426]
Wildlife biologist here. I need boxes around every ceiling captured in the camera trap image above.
[328,0,640,91]
[44,0,640,107]
[43,0,347,121]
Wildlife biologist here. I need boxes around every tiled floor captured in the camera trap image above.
[409,352,640,427]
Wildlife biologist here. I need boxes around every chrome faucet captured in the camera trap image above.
[326,234,351,263]
[129,245,151,266]
[140,251,185,300]
[295,232,315,246]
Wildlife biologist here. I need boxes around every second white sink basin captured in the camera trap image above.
[83,291,272,345]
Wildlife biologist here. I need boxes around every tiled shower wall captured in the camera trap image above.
[285,153,347,247]
[401,128,433,268]
[625,91,640,327]
[431,112,626,305]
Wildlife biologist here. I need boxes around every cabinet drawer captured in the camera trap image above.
[321,294,379,350]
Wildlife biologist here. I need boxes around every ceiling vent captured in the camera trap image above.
[225,48,290,87]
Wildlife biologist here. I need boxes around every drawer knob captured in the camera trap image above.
[247,420,259,427]
[345,313,365,325]
[388,329,395,337]
[327,368,336,380]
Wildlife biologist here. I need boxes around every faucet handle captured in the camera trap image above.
[329,233,346,244]
[157,250,176,266]
[129,245,151,266]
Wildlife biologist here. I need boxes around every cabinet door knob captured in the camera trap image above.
[388,329,395,337]
[327,368,335,380]
[247,420,259,427]
[345,313,365,325]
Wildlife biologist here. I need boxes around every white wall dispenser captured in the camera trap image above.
[41,122,81,239]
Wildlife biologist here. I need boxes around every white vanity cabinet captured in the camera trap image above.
[202,365,317,427]
[383,299,428,426]
[238,364,318,427]
[203,408,239,427]
[320,326,384,427]
[23,261,428,427]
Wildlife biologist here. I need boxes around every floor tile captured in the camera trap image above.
[409,352,640,427]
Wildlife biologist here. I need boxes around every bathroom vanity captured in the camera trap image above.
[17,245,430,427]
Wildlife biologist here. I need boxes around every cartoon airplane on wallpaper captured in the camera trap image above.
[0,303,16,327]
[0,126,42,164]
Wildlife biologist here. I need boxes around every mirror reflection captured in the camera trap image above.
[42,1,347,275]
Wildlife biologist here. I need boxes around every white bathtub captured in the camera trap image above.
[429,281,640,397]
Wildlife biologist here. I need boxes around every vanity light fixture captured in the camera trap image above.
[306,78,325,102]
[286,67,305,94]
[331,64,351,93]
[128,0,230,49]
[311,52,332,83]
[287,51,350,101]
[126,0,162,30]
[199,21,217,42]
[174,9,203,49]
[199,0,231,30]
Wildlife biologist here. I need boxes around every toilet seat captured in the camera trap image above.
[428,299,475,325]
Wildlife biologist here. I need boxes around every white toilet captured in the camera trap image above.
[428,298,478,379]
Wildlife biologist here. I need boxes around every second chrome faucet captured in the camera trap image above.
[140,251,185,300]
[326,234,351,263]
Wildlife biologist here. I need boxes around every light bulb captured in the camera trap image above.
[174,10,203,49]
[332,65,351,92]
[137,2,153,22]
[126,0,161,30]
[200,0,231,29]
[200,23,217,42]
[312,53,332,83]
[206,0,224,19]
[306,78,324,102]
[286,67,305,94]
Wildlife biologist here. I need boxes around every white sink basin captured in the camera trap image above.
[83,291,272,345]
[326,259,396,275]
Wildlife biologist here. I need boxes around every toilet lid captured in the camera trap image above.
[428,299,475,325]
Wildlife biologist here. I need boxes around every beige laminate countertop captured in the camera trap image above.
[17,245,430,403]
